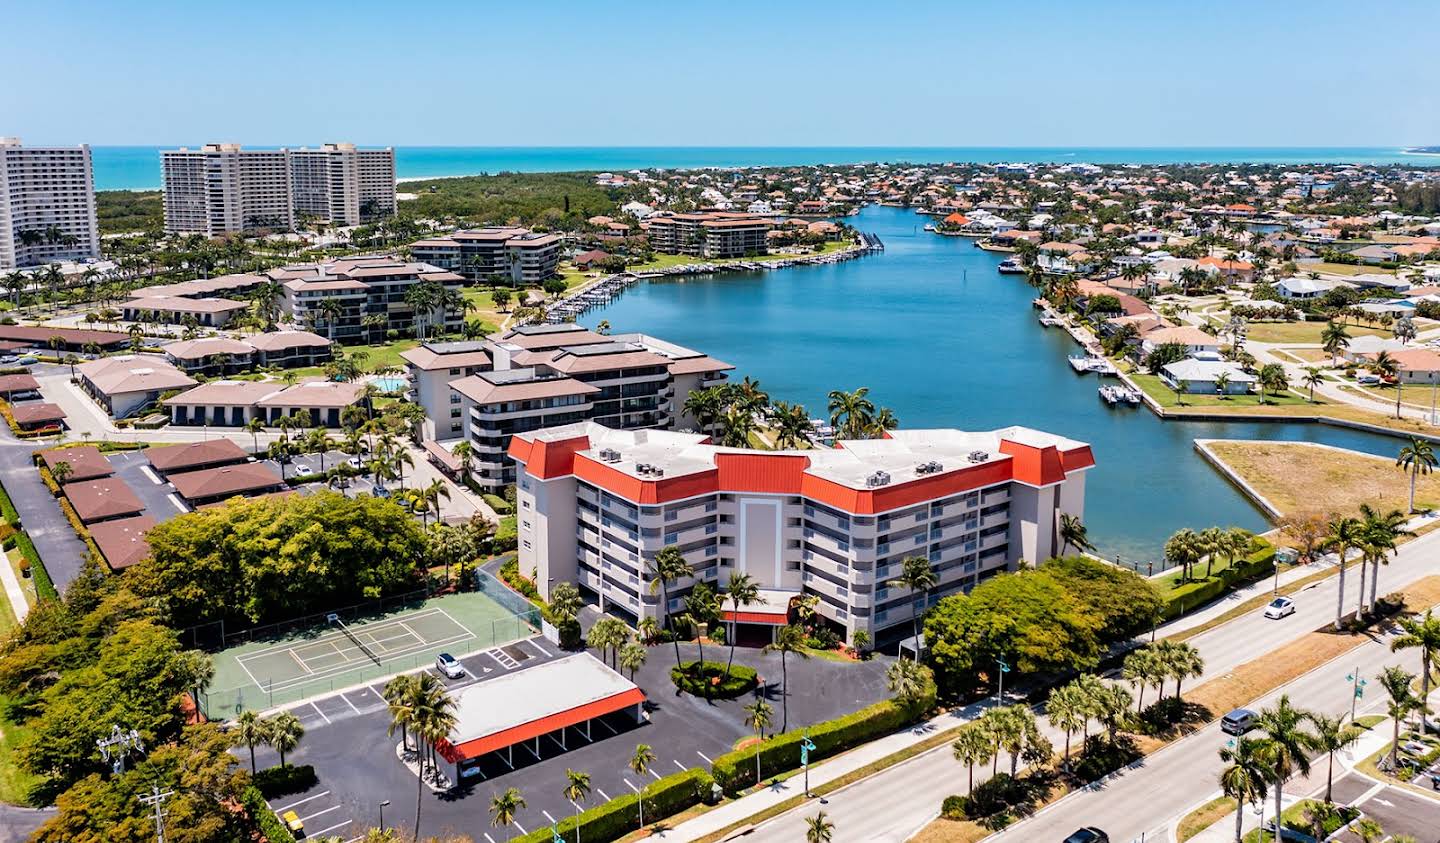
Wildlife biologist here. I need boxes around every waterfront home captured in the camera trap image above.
[1160,355,1256,395]
[1352,348,1440,384]
[1276,276,1356,300]
[1139,325,1220,357]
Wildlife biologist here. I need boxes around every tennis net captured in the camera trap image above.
[328,613,382,665]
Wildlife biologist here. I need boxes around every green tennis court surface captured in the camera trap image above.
[204,589,537,717]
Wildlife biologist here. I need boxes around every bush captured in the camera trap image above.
[242,785,296,843]
[669,661,757,699]
[483,493,513,514]
[711,693,932,794]
[494,515,518,551]
[804,626,841,650]
[0,479,20,528]
[253,763,318,799]
[941,794,967,819]
[36,466,60,497]
[1068,735,1141,783]
[512,768,714,843]
[12,532,54,601]
[1159,543,1276,620]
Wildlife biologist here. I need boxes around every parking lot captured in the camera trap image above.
[1329,771,1440,842]
[249,635,892,840]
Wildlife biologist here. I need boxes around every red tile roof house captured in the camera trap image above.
[40,445,115,483]
[64,477,145,524]
[89,515,156,571]
[167,462,287,508]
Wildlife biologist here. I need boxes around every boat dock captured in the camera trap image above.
[1068,354,1118,376]
[1099,384,1142,406]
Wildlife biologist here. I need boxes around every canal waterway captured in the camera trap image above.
[582,205,1407,563]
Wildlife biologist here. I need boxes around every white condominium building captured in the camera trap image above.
[510,423,1093,641]
[161,143,396,235]
[410,227,563,285]
[0,138,101,270]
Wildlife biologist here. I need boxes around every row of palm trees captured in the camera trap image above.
[1119,640,1207,713]
[1319,504,1409,631]
[680,380,898,449]
[1163,526,1255,582]
[231,709,306,772]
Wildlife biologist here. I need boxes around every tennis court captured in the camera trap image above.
[203,580,541,717]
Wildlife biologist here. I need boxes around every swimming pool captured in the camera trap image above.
[371,376,408,392]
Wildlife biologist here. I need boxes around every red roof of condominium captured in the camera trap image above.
[10,402,66,425]
[168,462,285,502]
[65,478,145,523]
[40,445,113,481]
[146,439,251,474]
[89,515,156,570]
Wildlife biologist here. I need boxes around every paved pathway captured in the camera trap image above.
[0,546,29,623]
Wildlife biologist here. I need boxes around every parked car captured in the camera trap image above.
[282,809,304,835]
[1263,596,1296,619]
[436,652,465,679]
[347,456,364,470]
[292,464,316,478]
[1356,373,1381,385]
[1221,708,1259,735]
[16,357,37,366]
[1063,828,1109,843]
[0,355,17,364]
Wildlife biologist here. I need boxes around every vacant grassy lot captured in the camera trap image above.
[1299,262,1396,276]
[1243,321,1392,344]
[1205,440,1437,517]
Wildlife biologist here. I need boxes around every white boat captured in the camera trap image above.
[1099,385,1143,405]
[997,259,1024,274]
[923,223,935,232]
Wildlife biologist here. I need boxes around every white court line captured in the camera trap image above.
[276,791,330,812]
[139,465,163,485]
[697,750,713,764]
[309,820,351,838]
[672,759,685,772]
[542,810,557,823]
[596,788,610,801]
[299,805,343,822]
[528,638,552,658]
[309,702,331,724]
[341,693,361,714]
[289,650,314,675]
[245,630,479,694]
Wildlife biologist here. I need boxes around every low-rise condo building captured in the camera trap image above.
[162,142,395,235]
[268,255,464,342]
[403,323,731,486]
[645,213,772,258]
[510,423,1093,641]
[409,228,563,284]
[0,138,101,270]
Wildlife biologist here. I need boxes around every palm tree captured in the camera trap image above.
[827,387,876,440]
[1092,684,1133,745]
[563,769,591,843]
[804,811,834,843]
[1122,648,1162,713]
[1045,683,1087,768]
[1321,320,1351,367]
[1396,437,1437,514]
[742,700,773,788]
[1255,695,1318,829]
[1369,350,1404,416]
[629,744,656,827]
[1199,526,1225,579]
[765,624,810,733]
[1306,713,1360,804]
[1377,665,1419,772]
[244,417,266,454]
[646,546,693,670]
[1356,504,1405,618]
[1164,528,1203,582]
[383,673,419,752]
[1157,639,1205,701]
[885,657,931,706]
[723,572,759,678]
[49,460,73,486]
[1391,609,1440,734]
[1321,515,1364,631]
[1058,513,1095,555]
[411,674,457,841]
[586,616,628,671]
[1302,366,1324,403]
[232,710,267,773]
[951,723,993,794]
[619,638,647,681]
[768,401,813,449]
[266,711,305,768]
[1219,737,1271,843]
[489,787,526,841]
[1258,363,1289,399]
[1214,371,1232,398]
[684,581,721,678]
[890,555,938,656]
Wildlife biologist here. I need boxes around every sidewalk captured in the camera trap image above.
[1153,557,1336,638]
[0,546,28,623]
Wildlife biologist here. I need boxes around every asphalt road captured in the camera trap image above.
[737,527,1440,843]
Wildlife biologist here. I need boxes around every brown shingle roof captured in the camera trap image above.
[666,356,735,376]
[0,374,40,394]
[546,349,671,375]
[89,515,156,570]
[255,381,365,409]
[168,463,285,502]
[40,445,113,481]
[246,330,332,352]
[65,478,145,523]
[9,402,66,425]
[146,439,250,474]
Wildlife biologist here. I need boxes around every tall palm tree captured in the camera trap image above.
[563,769,591,843]
[489,787,526,841]
[1159,639,1205,700]
[1164,528,1203,582]
[826,387,875,440]
[410,674,456,841]
[244,417,266,455]
[232,710,267,773]
[742,701,772,788]
[768,401,813,449]
[1396,437,1437,514]
[1218,737,1270,843]
[266,711,305,768]
[1057,513,1094,556]
[629,744,656,827]
[646,546,693,670]
[619,638,646,681]
[765,624,810,733]
[1320,516,1363,631]
[1321,320,1351,367]
[1356,503,1405,618]
[1122,648,1163,713]
[1391,609,1440,734]
[723,572,759,678]
[805,811,834,843]
[1254,695,1318,829]
[890,555,938,656]
[1302,366,1324,403]
[1378,665,1419,772]
[1306,713,1361,804]
[885,658,931,707]
[383,673,420,752]
[951,723,993,793]
[1045,683,1087,768]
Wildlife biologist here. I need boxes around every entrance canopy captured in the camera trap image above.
[721,588,796,626]
[437,653,645,763]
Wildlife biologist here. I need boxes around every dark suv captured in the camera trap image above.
[1063,829,1109,843]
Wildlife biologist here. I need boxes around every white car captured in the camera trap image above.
[435,652,466,679]
[347,456,364,470]
[1263,596,1296,619]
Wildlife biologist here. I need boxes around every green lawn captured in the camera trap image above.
[289,338,420,378]
[1130,373,1315,408]
[0,695,39,805]
[1298,262,1395,276]
[1243,321,1392,344]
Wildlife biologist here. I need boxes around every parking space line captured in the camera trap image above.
[542,810,557,823]
[623,778,637,792]
[310,820,352,838]
[528,639,552,658]
[309,702,330,724]
[672,759,685,772]
[514,821,527,835]
[140,465,163,485]
[485,835,497,843]
[596,788,610,801]
[276,791,330,812]
[697,750,713,764]
[299,805,343,822]
[650,769,662,780]
[341,693,361,715]
[166,493,189,513]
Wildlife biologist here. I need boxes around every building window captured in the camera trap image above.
[786,560,801,571]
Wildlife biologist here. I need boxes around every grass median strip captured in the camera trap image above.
[1178,796,1234,842]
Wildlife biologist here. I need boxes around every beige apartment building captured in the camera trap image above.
[0,138,101,270]
[509,423,1093,642]
[645,213,772,258]
[161,143,395,235]
[410,227,563,285]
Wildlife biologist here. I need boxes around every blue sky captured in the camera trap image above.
[5,0,1438,147]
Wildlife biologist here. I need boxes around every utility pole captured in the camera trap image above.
[96,724,143,775]
[138,785,173,843]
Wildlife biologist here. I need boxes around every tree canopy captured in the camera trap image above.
[134,491,426,627]
[1040,555,1162,642]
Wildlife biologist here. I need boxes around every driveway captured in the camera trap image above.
[0,435,86,592]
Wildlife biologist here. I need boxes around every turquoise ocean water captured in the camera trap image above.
[92,146,1437,191]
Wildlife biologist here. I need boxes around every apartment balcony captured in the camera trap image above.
[802,528,852,556]
[662,522,718,547]
[980,511,1009,530]
[980,531,1008,552]
[801,571,850,604]
[981,489,1010,506]
[802,506,853,534]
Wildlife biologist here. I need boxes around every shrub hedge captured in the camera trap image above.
[511,767,714,843]
[711,693,932,794]
[670,661,758,699]
[242,785,296,843]
[11,531,54,601]
[1159,543,1276,620]
[0,479,19,527]
[253,763,318,799]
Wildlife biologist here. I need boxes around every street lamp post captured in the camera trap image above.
[379,799,390,832]
[996,658,1011,705]
[1346,667,1368,723]
[800,736,816,797]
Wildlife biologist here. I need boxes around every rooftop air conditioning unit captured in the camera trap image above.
[865,470,891,488]
[598,448,621,462]
[968,450,990,463]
